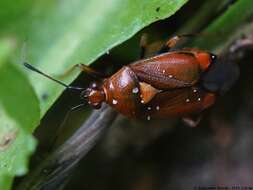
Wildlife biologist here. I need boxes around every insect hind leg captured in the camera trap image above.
[157,34,197,54]
[139,33,149,59]
[182,115,202,127]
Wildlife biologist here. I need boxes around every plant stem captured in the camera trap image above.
[16,105,117,190]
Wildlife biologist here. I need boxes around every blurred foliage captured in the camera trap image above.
[0,39,38,189]
[193,0,253,51]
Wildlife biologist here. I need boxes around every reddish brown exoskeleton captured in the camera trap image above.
[24,34,239,126]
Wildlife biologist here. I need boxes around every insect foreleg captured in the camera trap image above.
[59,63,105,79]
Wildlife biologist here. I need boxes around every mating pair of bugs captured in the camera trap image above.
[24,34,239,127]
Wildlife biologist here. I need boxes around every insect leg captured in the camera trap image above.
[182,115,202,127]
[158,34,196,54]
[140,33,148,59]
[49,103,87,150]
[59,64,105,79]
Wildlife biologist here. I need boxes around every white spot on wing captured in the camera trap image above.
[132,87,139,94]
[92,83,97,88]
[112,99,118,105]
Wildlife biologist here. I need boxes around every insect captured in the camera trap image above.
[24,34,239,127]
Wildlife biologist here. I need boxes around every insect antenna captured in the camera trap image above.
[80,88,91,99]
[49,103,87,151]
[23,62,85,91]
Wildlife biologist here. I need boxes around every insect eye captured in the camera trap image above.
[210,53,217,62]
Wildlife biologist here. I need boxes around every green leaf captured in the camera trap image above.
[0,39,40,188]
[0,103,36,175]
[0,175,12,190]
[20,0,188,116]
[0,0,33,31]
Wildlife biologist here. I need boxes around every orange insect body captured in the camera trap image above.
[86,48,217,121]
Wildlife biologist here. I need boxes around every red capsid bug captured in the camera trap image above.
[24,34,239,127]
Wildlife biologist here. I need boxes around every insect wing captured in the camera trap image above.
[130,52,201,90]
[141,87,216,118]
